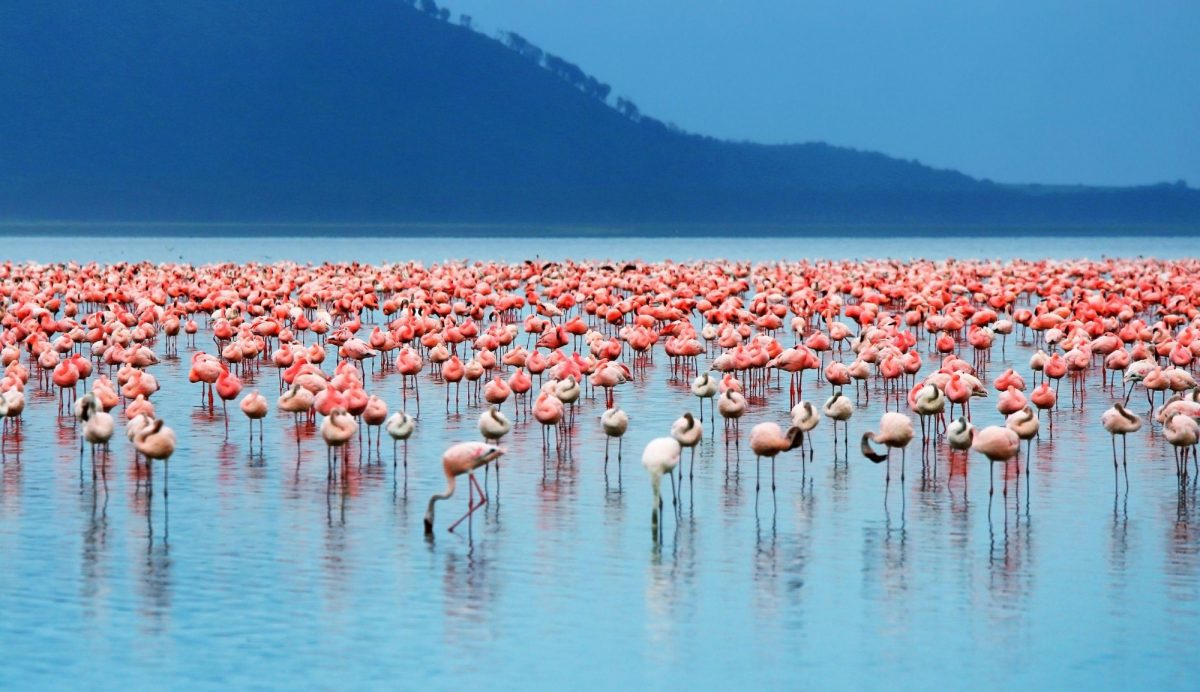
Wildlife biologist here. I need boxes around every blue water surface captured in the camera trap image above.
[0,232,1197,690]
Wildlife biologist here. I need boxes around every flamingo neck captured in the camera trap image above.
[424,473,457,531]
[861,432,886,462]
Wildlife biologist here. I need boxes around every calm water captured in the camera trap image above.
[1,234,1198,689]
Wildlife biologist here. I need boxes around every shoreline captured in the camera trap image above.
[0,221,1196,238]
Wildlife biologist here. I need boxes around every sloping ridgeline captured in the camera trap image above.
[1,0,1196,226]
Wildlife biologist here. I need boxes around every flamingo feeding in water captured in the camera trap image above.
[424,442,505,534]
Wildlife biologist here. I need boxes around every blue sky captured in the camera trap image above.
[446,0,1199,186]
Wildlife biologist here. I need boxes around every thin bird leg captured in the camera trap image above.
[448,476,475,532]
[448,473,489,532]
[1123,434,1129,485]
[471,473,488,508]
[1112,435,1118,479]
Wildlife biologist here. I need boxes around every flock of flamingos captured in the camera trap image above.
[5,257,1200,538]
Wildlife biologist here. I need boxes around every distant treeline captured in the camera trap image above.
[402,0,680,133]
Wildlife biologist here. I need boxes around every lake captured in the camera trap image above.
[0,233,1197,690]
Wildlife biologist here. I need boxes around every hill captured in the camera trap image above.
[1,0,1196,226]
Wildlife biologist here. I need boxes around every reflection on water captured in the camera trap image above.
[0,237,1199,688]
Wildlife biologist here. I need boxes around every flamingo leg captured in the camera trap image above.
[1122,434,1129,486]
[447,472,488,532]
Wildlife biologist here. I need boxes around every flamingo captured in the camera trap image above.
[972,425,1020,497]
[216,367,243,428]
[278,383,315,444]
[1005,405,1039,475]
[822,391,854,452]
[320,407,358,477]
[789,400,819,458]
[479,404,511,444]
[947,416,973,451]
[860,412,915,482]
[601,406,629,464]
[1101,402,1141,482]
[385,411,416,469]
[424,442,504,534]
[79,395,114,478]
[239,390,268,447]
[691,371,718,421]
[671,412,703,480]
[909,383,945,439]
[1162,411,1198,478]
[126,413,154,462]
[362,395,389,451]
[717,389,747,441]
[554,376,581,424]
[749,422,803,491]
[133,419,177,495]
[532,391,565,453]
[73,391,99,444]
[1031,381,1057,424]
[642,437,681,538]
[51,358,80,413]
[478,404,511,487]
[442,355,465,413]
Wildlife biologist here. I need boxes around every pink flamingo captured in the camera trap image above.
[424,442,505,534]
[749,422,803,491]
[972,425,1020,498]
[861,412,914,482]
[239,390,268,447]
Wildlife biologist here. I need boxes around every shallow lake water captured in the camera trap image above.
[1,233,1198,689]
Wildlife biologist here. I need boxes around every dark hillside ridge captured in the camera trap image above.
[1,0,1195,225]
